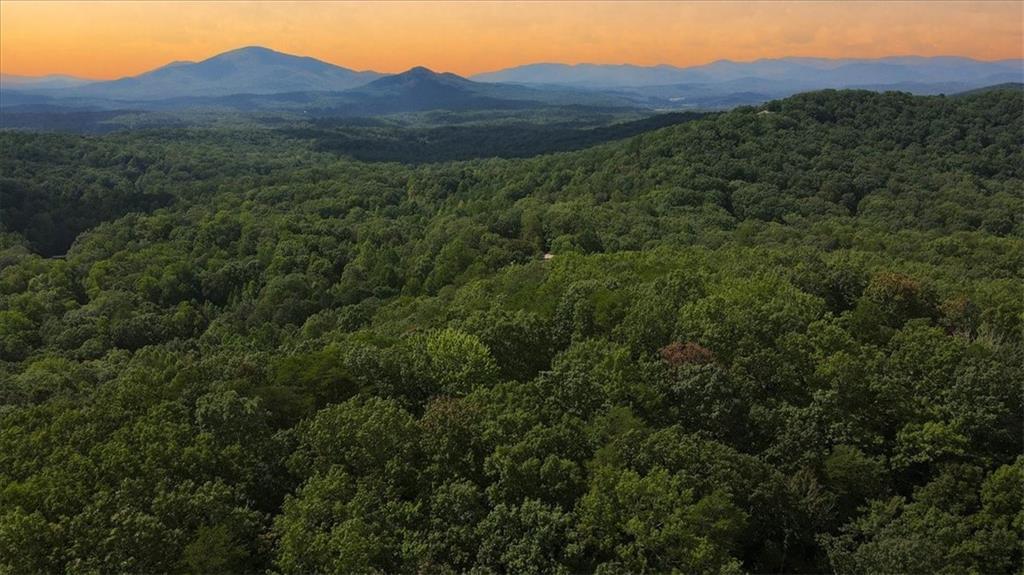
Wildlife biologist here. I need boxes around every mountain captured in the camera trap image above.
[6,50,1021,123]
[64,46,383,100]
[339,67,538,114]
[1,74,95,90]
[1,50,631,116]
[348,66,489,106]
[1,64,639,129]
[311,67,634,116]
[472,56,1024,91]
[471,63,704,88]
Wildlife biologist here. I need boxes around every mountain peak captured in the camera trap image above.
[201,45,296,65]
[225,45,276,54]
[391,66,470,83]
[363,66,472,90]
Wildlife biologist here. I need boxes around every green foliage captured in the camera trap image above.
[424,328,499,396]
[821,460,1024,574]
[572,467,746,573]
[0,89,1021,574]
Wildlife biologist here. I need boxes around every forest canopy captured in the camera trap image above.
[0,88,1022,574]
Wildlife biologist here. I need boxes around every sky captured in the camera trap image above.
[1,1,1022,79]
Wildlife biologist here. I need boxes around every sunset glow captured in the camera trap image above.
[1,0,1022,79]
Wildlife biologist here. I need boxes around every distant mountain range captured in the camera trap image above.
[471,56,1024,89]
[0,74,94,90]
[2,47,1021,121]
[469,57,1023,108]
[0,49,634,118]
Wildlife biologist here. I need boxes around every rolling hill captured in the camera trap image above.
[0,88,1021,574]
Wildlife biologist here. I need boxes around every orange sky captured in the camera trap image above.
[1,1,1022,79]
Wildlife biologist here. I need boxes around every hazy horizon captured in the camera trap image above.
[2,0,1021,79]
[3,45,1022,83]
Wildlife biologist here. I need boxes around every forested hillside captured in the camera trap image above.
[1,89,1021,573]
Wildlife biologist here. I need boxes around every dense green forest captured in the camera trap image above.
[282,110,707,163]
[0,89,1021,574]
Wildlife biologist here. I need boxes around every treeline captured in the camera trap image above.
[0,89,1021,573]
